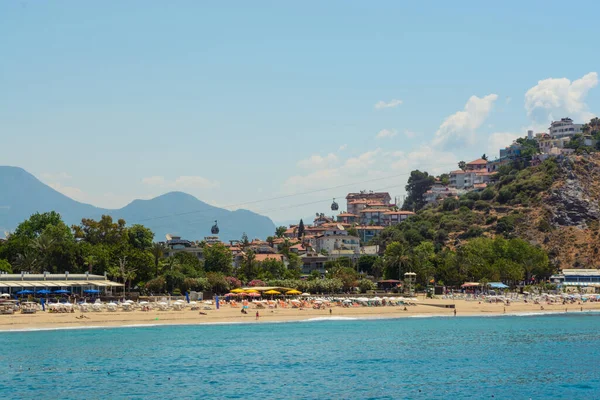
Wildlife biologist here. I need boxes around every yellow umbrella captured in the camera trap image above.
[264,290,281,295]
[245,289,259,293]
[286,290,301,295]
[231,288,245,294]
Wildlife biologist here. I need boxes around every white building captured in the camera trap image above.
[549,118,583,138]
[315,234,360,255]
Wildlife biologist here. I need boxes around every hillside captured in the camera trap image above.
[0,167,275,241]
[377,154,600,270]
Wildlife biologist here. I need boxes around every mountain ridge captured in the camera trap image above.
[0,166,275,241]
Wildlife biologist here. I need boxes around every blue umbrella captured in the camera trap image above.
[37,289,52,295]
[54,289,71,294]
[16,290,34,295]
[84,289,100,294]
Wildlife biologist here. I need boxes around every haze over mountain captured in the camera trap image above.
[0,166,275,241]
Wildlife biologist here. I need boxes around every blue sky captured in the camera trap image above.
[1,1,599,224]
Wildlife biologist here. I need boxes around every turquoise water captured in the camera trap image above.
[0,314,599,399]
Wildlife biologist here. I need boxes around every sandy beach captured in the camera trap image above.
[1,298,599,332]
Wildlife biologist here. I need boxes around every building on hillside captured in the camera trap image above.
[315,234,360,255]
[536,133,571,154]
[449,168,494,191]
[359,208,390,226]
[499,142,522,159]
[382,210,415,226]
[164,234,203,260]
[487,158,511,173]
[424,183,462,204]
[289,243,310,255]
[327,249,360,264]
[360,245,380,255]
[313,213,334,226]
[300,253,328,275]
[356,225,385,243]
[346,191,392,215]
[549,118,583,138]
[283,226,297,239]
[336,212,358,224]
[465,158,488,171]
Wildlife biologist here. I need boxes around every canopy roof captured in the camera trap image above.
[489,282,509,289]
[0,280,123,288]
[461,282,480,287]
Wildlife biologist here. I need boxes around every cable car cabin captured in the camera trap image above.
[331,198,339,211]
[211,220,220,235]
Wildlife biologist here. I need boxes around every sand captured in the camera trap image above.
[1,298,599,331]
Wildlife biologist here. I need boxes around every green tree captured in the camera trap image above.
[0,259,12,273]
[297,219,305,239]
[481,153,488,161]
[458,161,467,171]
[72,215,126,246]
[402,170,436,211]
[357,254,378,275]
[383,242,411,280]
[127,224,154,250]
[275,226,287,238]
[204,243,233,275]
[412,241,436,285]
[150,242,166,275]
[438,173,450,185]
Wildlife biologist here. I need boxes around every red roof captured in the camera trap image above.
[255,254,284,262]
[337,213,357,217]
[467,158,488,165]
[356,225,385,230]
[384,211,415,215]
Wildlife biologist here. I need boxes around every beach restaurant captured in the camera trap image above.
[550,269,600,288]
[0,272,123,295]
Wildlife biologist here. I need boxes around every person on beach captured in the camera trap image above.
[329,308,332,315]
[256,311,259,320]
[453,309,457,316]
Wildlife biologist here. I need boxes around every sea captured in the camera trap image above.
[0,313,599,399]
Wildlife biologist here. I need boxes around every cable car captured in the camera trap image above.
[331,198,339,211]
[211,220,219,235]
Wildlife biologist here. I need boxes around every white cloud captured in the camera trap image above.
[486,132,520,160]
[48,183,89,203]
[142,175,219,189]
[525,72,598,123]
[141,176,166,186]
[297,153,339,170]
[403,130,416,139]
[41,172,72,181]
[433,94,498,149]
[338,144,347,151]
[376,129,397,139]
[344,149,381,170]
[391,145,458,175]
[374,99,403,109]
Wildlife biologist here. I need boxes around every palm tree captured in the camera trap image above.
[30,232,56,271]
[150,242,166,276]
[14,250,39,273]
[84,255,96,274]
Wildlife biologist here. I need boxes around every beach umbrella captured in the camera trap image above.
[264,290,281,295]
[54,289,70,294]
[247,292,261,297]
[225,293,239,297]
[231,288,245,294]
[16,289,34,295]
[245,289,259,293]
[286,290,302,295]
[84,289,100,294]
[301,293,311,296]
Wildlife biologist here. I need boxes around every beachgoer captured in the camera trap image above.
[453,309,457,316]
[256,311,259,320]
[329,308,332,315]
[503,307,506,313]
[404,306,408,311]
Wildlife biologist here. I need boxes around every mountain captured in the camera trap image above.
[0,166,276,241]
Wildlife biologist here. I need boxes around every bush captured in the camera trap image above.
[474,200,490,211]
[442,198,459,211]
[497,187,515,203]
[358,279,376,293]
[464,191,480,201]
[459,227,484,239]
[459,199,475,209]
[480,188,495,201]
[485,216,497,225]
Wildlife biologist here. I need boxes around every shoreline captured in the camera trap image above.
[1,299,598,333]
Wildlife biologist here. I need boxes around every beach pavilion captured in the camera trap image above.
[0,272,123,296]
